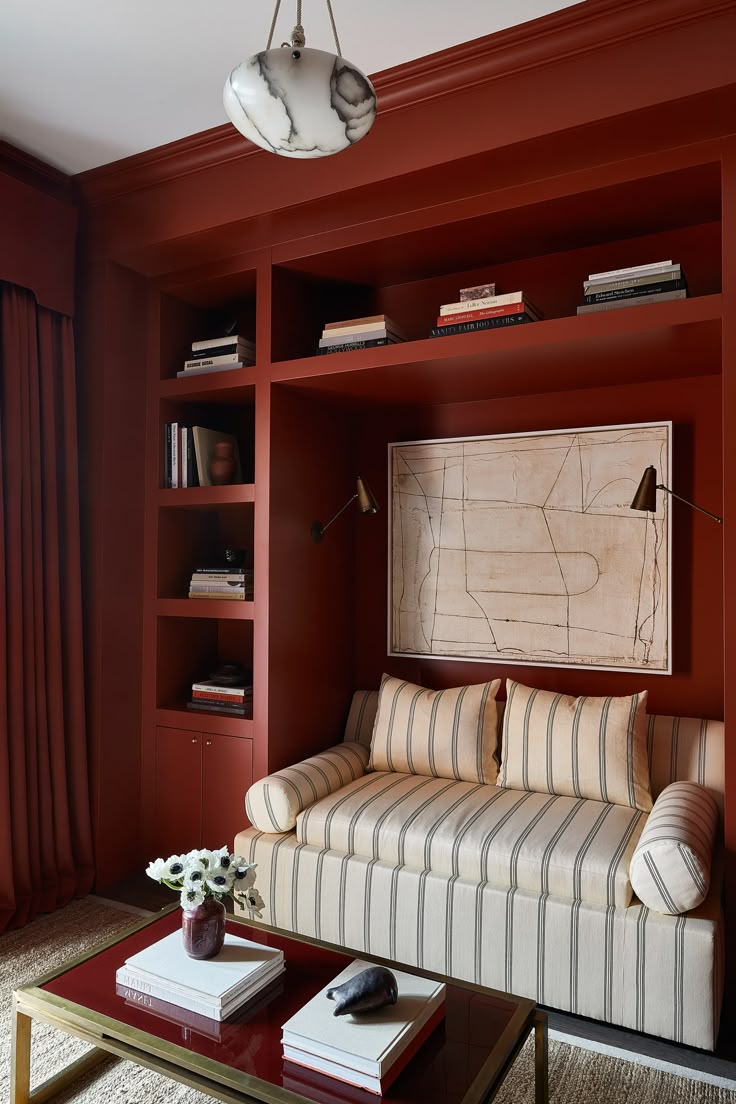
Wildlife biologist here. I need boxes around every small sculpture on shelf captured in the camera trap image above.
[326,966,398,1016]
[210,440,237,485]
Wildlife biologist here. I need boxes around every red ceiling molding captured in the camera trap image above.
[0,142,78,317]
[76,0,736,205]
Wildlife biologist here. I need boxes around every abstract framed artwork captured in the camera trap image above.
[389,422,672,673]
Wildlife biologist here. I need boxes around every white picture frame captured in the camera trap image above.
[388,421,672,674]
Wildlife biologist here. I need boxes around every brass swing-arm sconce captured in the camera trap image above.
[311,477,379,543]
[630,466,723,524]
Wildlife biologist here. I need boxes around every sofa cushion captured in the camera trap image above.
[369,674,501,784]
[630,781,718,914]
[499,681,652,811]
[296,771,647,907]
[343,690,379,747]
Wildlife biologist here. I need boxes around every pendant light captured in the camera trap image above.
[223,0,377,159]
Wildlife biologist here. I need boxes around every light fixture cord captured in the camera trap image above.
[325,0,342,56]
[267,0,341,54]
[266,0,283,48]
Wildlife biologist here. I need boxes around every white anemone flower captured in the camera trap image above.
[236,887,265,918]
[160,855,187,884]
[180,885,205,910]
[232,857,257,890]
[145,858,166,883]
[183,866,206,890]
[184,851,210,877]
[206,869,235,895]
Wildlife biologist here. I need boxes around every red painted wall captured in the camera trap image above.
[355,374,723,719]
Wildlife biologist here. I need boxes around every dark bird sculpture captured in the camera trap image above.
[326,966,399,1016]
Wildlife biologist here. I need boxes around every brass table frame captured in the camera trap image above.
[11,907,548,1104]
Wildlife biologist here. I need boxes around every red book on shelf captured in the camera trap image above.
[435,301,531,326]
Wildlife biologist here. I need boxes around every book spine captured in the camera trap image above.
[582,269,681,294]
[183,353,242,369]
[576,289,687,313]
[189,584,246,593]
[429,313,531,338]
[192,578,246,587]
[192,690,247,702]
[188,592,246,600]
[181,427,188,488]
[187,701,247,714]
[324,315,387,331]
[319,329,398,347]
[587,259,673,281]
[189,343,253,359]
[164,424,171,488]
[171,422,179,489]
[440,291,524,314]
[192,683,249,695]
[116,971,223,1019]
[191,334,248,351]
[435,301,527,326]
[194,567,250,575]
[584,278,686,304]
[318,338,392,355]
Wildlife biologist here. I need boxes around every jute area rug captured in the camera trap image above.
[0,897,733,1103]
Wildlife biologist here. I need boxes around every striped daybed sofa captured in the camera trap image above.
[235,688,724,1050]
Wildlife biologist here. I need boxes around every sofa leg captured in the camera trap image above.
[534,1010,549,1104]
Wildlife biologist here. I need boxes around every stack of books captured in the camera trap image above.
[163,426,242,489]
[188,674,253,717]
[281,960,446,1095]
[429,284,541,338]
[318,314,405,355]
[188,565,254,601]
[116,929,284,1021]
[177,334,255,378]
[577,259,687,314]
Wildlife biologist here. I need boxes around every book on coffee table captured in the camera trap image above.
[281,959,445,1094]
[115,930,284,1021]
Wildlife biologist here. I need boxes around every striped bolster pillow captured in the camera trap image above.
[245,742,370,833]
[368,674,501,784]
[629,781,719,914]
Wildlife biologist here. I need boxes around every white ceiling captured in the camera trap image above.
[0,1,579,176]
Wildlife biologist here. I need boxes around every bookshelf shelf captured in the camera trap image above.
[156,599,255,620]
[156,705,254,738]
[160,367,256,405]
[158,485,255,508]
[271,294,721,405]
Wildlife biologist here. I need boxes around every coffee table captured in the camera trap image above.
[11,905,548,1104]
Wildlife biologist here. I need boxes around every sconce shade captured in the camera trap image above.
[356,476,379,515]
[630,466,658,512]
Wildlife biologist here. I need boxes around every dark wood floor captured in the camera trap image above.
[95,874,735,1078]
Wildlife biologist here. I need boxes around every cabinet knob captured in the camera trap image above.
[205,739,212,747]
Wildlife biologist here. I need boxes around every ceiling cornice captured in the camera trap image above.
[0,140,77,204]
[76,0,736,204]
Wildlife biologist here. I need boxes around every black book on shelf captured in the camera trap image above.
[583,277,688,304]
[429,313,532,338]
[317,337,394,355]
[186,700,249,716]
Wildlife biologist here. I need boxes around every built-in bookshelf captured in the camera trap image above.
[137,133,726,864]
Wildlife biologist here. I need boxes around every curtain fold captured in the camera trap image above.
[0,283,93,931]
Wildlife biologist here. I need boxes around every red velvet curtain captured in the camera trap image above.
[0,283,94,931]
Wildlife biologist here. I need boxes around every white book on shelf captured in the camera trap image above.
[586,259,674,281]
[439,291,525,315]
[576,288,687,313]
[191,334,254,352]
[281,960,445,1079]
[118,930,283,1005]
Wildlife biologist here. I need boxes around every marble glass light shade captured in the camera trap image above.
[223,46,377,158]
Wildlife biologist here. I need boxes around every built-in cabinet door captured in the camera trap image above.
[153,726,203,858]
[201,732,253,850]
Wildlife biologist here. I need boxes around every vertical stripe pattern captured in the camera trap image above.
[499,680,652,811]
[369,675,501,784]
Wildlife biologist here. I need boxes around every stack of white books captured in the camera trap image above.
[116,929,284,1022]
[281,960,445,1095]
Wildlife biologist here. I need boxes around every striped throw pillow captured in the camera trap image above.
[630,781,718,914]
[368,675,502,784]
[499,680,652,811]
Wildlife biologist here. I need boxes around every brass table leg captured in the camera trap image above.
[11,999,32,1104]
[534,1010,549,1104]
